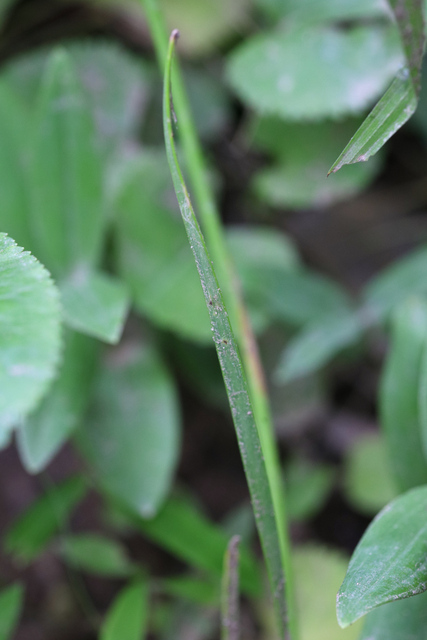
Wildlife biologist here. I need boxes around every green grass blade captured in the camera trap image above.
[163,30,289,640]
[329,0,425,174]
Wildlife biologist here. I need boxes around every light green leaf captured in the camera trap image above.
[294,546,362,640]
[0,234,61,435]
[277,0,390,24]
[79,345,180,518]
[17,331,98,473]
[4,476,86,563]
[113,151,211,343]
[132,494,261,598]
[0,583,24,640]
[329,0,425,173]
[359,590,427,640]
[60,270,130,344]
[337,486,427,628]
[344,432,398,516]
[379,298,427,491]
[363,245,427,319]
[59,533,136,577]
[101,580,149,640]
[226,25,402,120]
[30,49,105,277]
[251,118,381,209]
[275,311,365,382]
[285,459,335,522]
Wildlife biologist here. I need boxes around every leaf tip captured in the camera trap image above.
[171,29,180,43]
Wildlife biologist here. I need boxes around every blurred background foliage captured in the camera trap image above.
[0,0,427,638]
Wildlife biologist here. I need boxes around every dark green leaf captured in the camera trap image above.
[101,580,149,640]
[161,576,219,606]
[226,26,401,120]
[379,298,427,491]
[60,270,130,344]
[17,331,98,473]
[359,590,427,640]
[0,583,24,640]
[79,345,180,517]
[59,533,136,577]
[0,234,61,435]
[4,476,86,563]
[30,49,105,277]
[329,0,425,173]
[132,494,261,597]
[337,486,427,628]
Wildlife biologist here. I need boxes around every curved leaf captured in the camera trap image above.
[0,234,61,435]
[101,580,149,640]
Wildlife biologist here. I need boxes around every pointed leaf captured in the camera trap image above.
[4,476,86,563]
[59,534,136,577]
[60,270,130,344]
[337,486,427,628]
[0,234,61,435]
[0,583,24,640]
[101,580,149,640]
[379,298,427,491]
[17,331,98,473]
[30,49,105,277]
[79,346,180,518]
[329,0,425,173]
[359,590,427,640]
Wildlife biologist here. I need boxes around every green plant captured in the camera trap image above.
[1,0,427,639]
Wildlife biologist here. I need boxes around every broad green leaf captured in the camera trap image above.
[221,536,240,640]
[0,81,32,252]
[278,0,390,24]
[0,234,61,435]
[419,330,427,459]
[359,589,427,640]
[329,0,425,173]
[158,0,250,57]
[113,151,211,343]
[275,311,365,382]
[161,576,219,605]
[79,345,180,518]
[363,245,427,319]
[101,580,149,640]
[343,432,398,516]
[60,270,130,344]
[226,25,402,120]
[185,67,232,141]
[285,459,335,522]
[337,486,427,627]
[132,495,261,597]
[17,331,98,473]
[4,476,86,563]
[60,534,136,577]
[30,49,105,277]
[0,583,24,640]
[379,298,427,491]
[294,546,362,640]
[164,32,289,638]
[251,118,381,209]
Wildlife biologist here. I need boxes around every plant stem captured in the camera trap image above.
[141,2,297,637]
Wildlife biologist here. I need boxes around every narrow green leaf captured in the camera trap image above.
[275,311,364,382]
[60,270,130,344]
[337,486,427,628]
[79,345,180,518]
[101,580,149,640]
[379,298,427,491]
[30,49,105,277]
[226,25,401,120]
[221,536,240,640]
[133,494,260,598]
[17,331,98,473]
[363,245,427,319]
[0,234,61,435]
[4,476,86,563]
[161,576,219,605]
[329,0,425,173]
[59,534,136,577]
[164,32,288,638]
[0,583,24,640]
[359,590,427,640]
